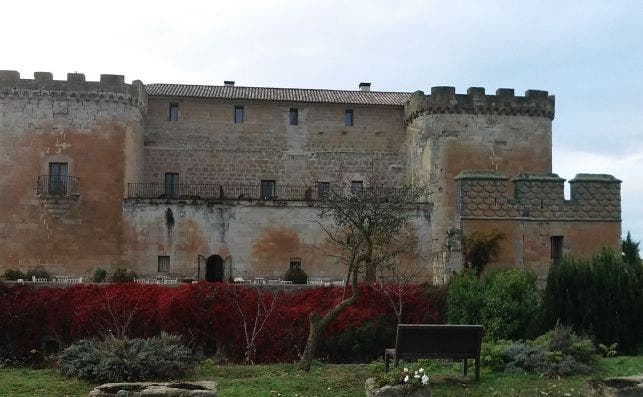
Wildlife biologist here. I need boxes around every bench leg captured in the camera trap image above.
[463,359,468,376]
[475,357,480,381]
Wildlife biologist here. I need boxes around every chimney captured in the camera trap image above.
[224,80,235,87]
[359,82,371,92]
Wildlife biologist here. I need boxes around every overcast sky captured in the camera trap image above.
[3,0,642,240]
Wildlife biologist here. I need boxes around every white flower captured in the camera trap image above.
[414,374,420,379]
[421,374,429,385]
[404,375,409,383]
[414,370,418,375]
[403,367,409,372]
[419,368,424,373]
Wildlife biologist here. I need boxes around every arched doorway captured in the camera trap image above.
[205,255,224,282]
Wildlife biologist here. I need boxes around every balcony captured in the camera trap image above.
[36,175,80,197]
[127,183,408,202]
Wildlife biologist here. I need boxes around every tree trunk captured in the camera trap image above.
[298,267,359,371]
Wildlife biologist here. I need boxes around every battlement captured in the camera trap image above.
[455,171,620,221]
[0,70,147,108]
[404,86,555,124]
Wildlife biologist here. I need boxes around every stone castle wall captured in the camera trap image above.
[454,171,621,279]
[143,97,406,187]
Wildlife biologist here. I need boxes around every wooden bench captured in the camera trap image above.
[384,324,484,380]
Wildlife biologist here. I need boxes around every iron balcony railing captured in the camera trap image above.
[37,175,80,196]
[127,183,408,202]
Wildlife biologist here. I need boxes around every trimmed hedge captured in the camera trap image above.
[0,282,446,364]
[541,248,643,354]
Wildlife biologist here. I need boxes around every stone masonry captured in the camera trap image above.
[0,70,621,283]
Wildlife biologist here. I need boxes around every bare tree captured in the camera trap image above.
[230,285,280,364]
[101,287,142,339]
[298,184,428,371]
[377,250,424,324]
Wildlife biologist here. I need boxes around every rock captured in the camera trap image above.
[88,381,218,397]
[588,374,643,397]
[365,378,431,397]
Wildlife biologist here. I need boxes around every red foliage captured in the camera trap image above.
[0,282,446,363]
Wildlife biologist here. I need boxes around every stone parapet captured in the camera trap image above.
[0,70,147,109]
[404,86,555,124]
[455,171,621,221]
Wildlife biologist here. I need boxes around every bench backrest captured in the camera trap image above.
[395,324,483,358]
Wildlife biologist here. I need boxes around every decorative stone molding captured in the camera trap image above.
[455,171,621,221]
[0,70,147,110]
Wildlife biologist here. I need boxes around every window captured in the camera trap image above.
[551,236,563,266]
[351,180,363,194]
[234,106,244,123]
[289,108,299,125]
[260,179,275,200]
[49,162,68,194]
[344,109,353,126]
[317,181,330,199]
[169,103,179,121]
[289,258,302,271]
[158,256,170,273]
[164,173,179,198]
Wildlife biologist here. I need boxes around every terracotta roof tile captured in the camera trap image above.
[145,84,411,106]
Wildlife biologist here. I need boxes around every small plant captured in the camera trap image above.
[25,267,50,281]
[92,268,107,283]
[462,230,504,276]
[376,363,430,389]
[58,333,196,383]
[597,343,618,357]
[2,269,25,281]
[111,267,136,283]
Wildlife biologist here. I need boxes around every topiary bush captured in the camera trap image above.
[58,333,197,383]
[92,268,107,283]
[111,268,136,283]
[2,269,25,281]
[283,267,308,284]
[541,247,643,353]
[447,269,540,340]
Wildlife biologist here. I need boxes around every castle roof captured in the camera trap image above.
[145,83,412,106]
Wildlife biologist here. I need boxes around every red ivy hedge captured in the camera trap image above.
[0,282,445,364]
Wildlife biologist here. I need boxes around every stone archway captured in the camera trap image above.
[205,254,224,282]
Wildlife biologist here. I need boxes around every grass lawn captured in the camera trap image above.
[0,356,641,397]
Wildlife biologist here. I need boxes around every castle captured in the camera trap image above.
[0,70,621,284]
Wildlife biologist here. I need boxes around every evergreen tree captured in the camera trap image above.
[622,231,641,267]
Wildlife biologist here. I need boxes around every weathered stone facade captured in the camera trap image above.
[0,71,621,283]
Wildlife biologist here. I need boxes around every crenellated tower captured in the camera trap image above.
[0,71,147,274]
[404,86,558,283]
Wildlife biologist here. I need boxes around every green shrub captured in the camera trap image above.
[541,247,643,353]
[25,267,50,281]
[58,333,196,383]
[92,268,107,283]
[111,268,136,283]
[325,316,395,363]
[482,326,596,376]
[447,269,539,340]
[2,269,25,281]
[283,267,308,284]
